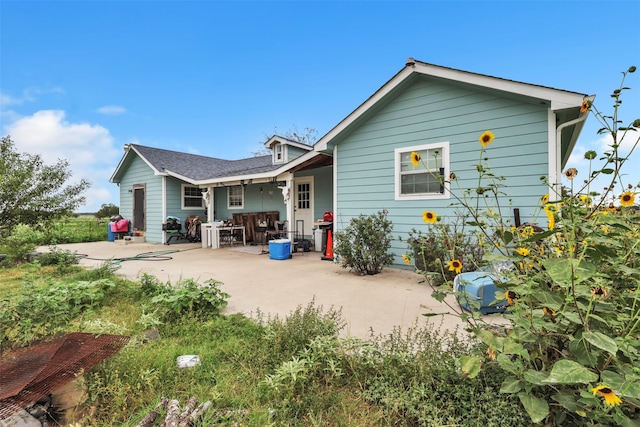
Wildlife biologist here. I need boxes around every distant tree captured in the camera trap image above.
[95,203,120,219]
[0,135,91,236]
[253,126,318,156]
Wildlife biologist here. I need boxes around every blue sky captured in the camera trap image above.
[1,0,639,212]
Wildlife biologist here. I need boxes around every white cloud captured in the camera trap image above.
[97,105,127,115]
[3,110,121,212]
[0,87,65,107]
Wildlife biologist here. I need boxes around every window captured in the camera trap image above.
[228,186,244,209]
[182,185,203,209]
[395,142,449,200]
[273,143,284,163]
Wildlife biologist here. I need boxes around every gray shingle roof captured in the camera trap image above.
[131,144,279,181]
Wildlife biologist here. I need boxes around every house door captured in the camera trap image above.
[133,186,145,231]
[294,177,313,239]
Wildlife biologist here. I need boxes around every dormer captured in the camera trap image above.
[264,135,314,165]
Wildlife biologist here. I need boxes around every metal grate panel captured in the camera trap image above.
[0,332,130,419]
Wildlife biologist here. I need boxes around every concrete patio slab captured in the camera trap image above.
[37,241,504,340]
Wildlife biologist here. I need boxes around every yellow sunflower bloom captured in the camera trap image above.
[446,259,463,274]
[515,247,530,257]
[541,193,549,205]
[479,131,495,147]
[592,385,622,407]
[544,206,555,230]
[579,194,592,207]
[410,151,421,167]
[620,191,636,207]
[401,254,411,265]
[505,291,518,306]
[422,210,438,224]
[580,100,590,113]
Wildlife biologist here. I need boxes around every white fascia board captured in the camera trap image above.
[110,145,165,182]
[315,67,415,151]
[264,135,313,151]
[413,63,587,111]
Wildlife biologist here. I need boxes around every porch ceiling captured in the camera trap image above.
[287,153,332,173]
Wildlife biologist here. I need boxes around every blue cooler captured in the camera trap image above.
[269,239,291,260]
[454,271,507,314]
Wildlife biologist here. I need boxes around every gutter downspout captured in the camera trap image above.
[552,108,590,200]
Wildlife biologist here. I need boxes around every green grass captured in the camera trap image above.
[1,263,533,427]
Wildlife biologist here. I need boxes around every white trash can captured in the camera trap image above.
[314,228,323,252]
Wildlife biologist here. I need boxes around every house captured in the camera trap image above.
[109,136,333,245]
[111,58,590,265]
[314,58,590,264]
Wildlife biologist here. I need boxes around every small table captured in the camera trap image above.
[217,225,246,247]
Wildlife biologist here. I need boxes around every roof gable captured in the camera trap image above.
[315,58,589,152]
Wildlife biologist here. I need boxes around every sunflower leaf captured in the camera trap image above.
[543,359,598,384]
[583,331,618,355]
[518,392,549,423]
[500,376,522,393]
[459,355,482,378]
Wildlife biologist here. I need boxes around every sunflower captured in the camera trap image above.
[579,194,592,207]
[592,385,622,407]
[541,193,549,205]
[410,151,421,167]
[542,307,555,316]
[515,247,530,257]
[564,168,578,180]
[591,286,608,299]
[422,210,438,224]
[580,100,590,113]
[620,191,636,207]
[505,291,518,306]
[486,347,496,361]
[544,206,556,230]
[446,259,463,274]
[401,254,411,266]
[479,131,495,147]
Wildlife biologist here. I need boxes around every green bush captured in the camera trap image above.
[405,215,484,286]
[0,278,115,346]
[333,210,394,275]
[37,245,79,267]
[149,277,230,321]
[0,224,44,262]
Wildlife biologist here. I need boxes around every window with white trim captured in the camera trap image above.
[182,185,203,209]
[273,143,285,164]
[395,142,450,200]
[228,186,244,209]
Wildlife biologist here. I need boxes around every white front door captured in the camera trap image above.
[294,177,314,240]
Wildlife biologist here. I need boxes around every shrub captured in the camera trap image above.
[37,245,79,267]
[0,278,115,347]
[333,210,394,275]
[0,224,45,262]
[149,277,230,321]
[404,214,484,286]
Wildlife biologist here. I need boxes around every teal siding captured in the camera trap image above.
[335,76,550,265]
[213,182,286,222]
[287,146,309,161]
